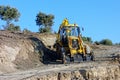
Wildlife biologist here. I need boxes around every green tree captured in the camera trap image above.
[82,36,92,43]
[82,36,87,41]
[100,39,113,45]
[35,12,54,33]
[115,42,120,45]
[23,28,31,33]
[7,23,21,31]
[94,41,100,45]
[87,37,92,43]
[14,25,21,31]
[0,5,20,29]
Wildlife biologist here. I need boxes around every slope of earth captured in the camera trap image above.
[0,31,120,80]
[0,31,56,74]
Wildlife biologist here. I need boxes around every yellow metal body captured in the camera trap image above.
[68,36,85,56]
[56,18,86,57]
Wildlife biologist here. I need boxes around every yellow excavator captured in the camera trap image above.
[55,18,94,63]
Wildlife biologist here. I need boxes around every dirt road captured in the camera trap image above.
[0,45,120,80]
[1,61,119,80]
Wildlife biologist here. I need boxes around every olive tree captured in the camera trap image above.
[35,12,54,33]
[0,5,20,30]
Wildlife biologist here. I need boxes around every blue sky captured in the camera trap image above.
[0,0,120,43]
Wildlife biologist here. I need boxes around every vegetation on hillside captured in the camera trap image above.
[0,5,20,30]
[7,23,21,31]
[99,39,113,45]
[35,12,54,33]
[82,36,92,43]
[23,28,31,33]
[94,39,113,45]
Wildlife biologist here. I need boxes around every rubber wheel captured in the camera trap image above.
[70,57,74,62]
[82,54,87,61]
[73,54,81,63]
[62,53,66,64]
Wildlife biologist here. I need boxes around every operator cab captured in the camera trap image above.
[60,25,80,38]
[67,26,80,37]
[59,25,81,47]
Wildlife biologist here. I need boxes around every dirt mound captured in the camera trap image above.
[0,31,56,73]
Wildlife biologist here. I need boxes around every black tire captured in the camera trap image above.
[61,47,66,64]
[73,54,81,62]
[82,54,87,61]
[61,52,66,64]
[70,57,74,62]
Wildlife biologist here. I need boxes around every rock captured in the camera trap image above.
[23,65,120,80]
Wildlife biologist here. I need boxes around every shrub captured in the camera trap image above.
[99,39,113,45]
[23,28,31,33]
[94,41,100,45]
[82,36,92,43]
[7,24,21,31]
[39,27,51,33]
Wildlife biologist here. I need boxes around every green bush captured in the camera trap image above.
[82,36,92,43]
[99,39,113,45]
[115,43,120,45]
[94,41,100,45]
[7,24,21,31]
[23,28,31,33]
[39,27,51,33]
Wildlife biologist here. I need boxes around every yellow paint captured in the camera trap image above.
[56,18,87,58]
